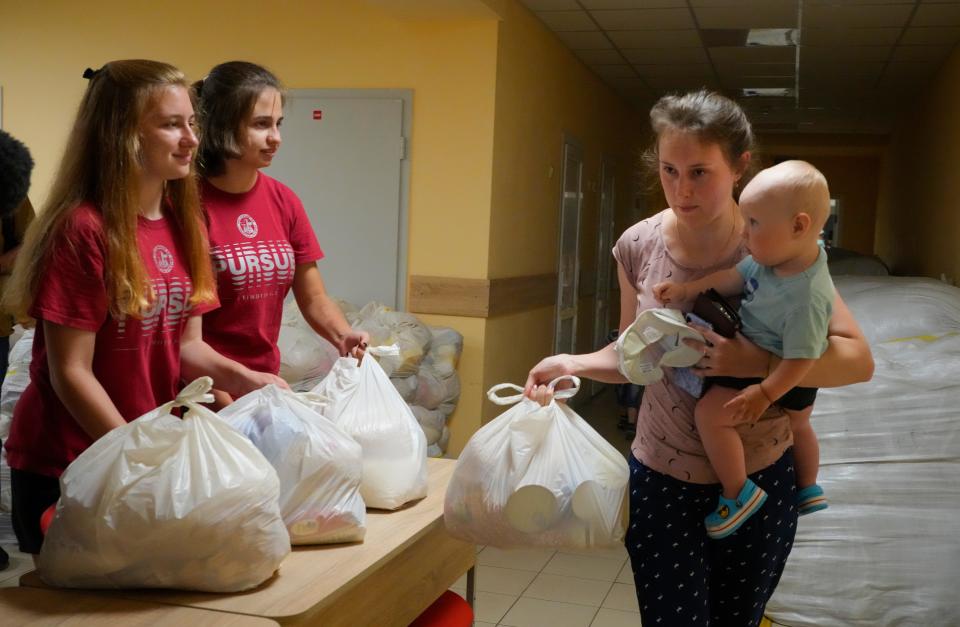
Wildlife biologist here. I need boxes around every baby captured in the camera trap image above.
[655,160,833,539]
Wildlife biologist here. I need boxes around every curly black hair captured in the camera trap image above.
[0,129,33,216]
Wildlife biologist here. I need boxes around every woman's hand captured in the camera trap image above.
[527,384,555,407]
[523,353,577,403]
[337,329,369,360]
[684,325,768,379]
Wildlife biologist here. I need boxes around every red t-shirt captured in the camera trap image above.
[4,204,217,478]
[200,174,324,374]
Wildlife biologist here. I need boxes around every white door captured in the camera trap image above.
[591,161,616,396]
[554,140,583,356]
[267,91,408,309]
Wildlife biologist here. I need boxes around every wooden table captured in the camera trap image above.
[0,587,279,626]
[22,458,475,626]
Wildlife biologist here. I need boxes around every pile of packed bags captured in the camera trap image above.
[766,276,960,626]
[444,376,628,549]
[33,337,429,591]
[279,300,463,457]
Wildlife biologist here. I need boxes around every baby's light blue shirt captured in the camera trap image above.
[736,248,834,359]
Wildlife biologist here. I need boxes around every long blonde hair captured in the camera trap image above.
[4,59,215,321]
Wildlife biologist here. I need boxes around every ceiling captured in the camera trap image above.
[518,0,960,134]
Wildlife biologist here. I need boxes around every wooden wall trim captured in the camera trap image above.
[409,273,557,318]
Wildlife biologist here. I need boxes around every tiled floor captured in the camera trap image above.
[0,544,34,589]
[450,543,638,627]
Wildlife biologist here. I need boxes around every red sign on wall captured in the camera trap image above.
[312,110,323,120]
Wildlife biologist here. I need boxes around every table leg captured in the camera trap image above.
[465,565,476,610]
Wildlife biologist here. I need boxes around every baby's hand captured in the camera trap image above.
[723,385,770,424]
[653,281,686,306]
[723,384,770,424]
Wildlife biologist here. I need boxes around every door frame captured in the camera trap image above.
[553,134,584,357]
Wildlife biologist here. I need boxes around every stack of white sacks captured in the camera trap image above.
[278,300,463,457]
[3,321,430,590]
[766,276,960,626]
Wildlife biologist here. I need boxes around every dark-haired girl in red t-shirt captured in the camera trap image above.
[193,62,368,406]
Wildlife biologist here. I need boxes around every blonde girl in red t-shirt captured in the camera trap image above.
[193,61,368,406]
[2,60,285,555]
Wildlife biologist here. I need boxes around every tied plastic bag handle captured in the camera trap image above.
[487,375,581,406]
[366,344,400,357]
[158,377,215,414]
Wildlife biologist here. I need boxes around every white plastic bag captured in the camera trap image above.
[219,384,366,545]
[411,405,446,446]
[444,377,628,549]
[277,301,340,385]
[310,346,428,509]
[0,328,34,440]
[352,303,432,377]
[391,374,419,403]
[37,377,290,592]
[414,366,446,410]
[424,326,463,379]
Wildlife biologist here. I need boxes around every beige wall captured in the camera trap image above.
[759,134,887,257]
[875,45,960,281]
[481,0,643,421]
[0,0,644,453]
[0,0,500,455]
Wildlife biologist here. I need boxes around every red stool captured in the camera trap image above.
[39,503,56,536]
[409,591,473,627]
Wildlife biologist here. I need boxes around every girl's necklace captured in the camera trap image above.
[674,208,739,270]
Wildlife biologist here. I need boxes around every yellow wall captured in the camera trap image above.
[481,0,643,421]
[0,1,498,281]
[875,44,960,281]
[0,0,644,452]
[758,135,887,256]
[0,0,500,454]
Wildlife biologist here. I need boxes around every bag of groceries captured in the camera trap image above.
[37,377,290,592]
[311,345,428,509]
[220,384,366,545]
[445,376,628,549]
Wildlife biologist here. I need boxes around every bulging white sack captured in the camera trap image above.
[444,377,628,549]
[37,378,290,592]
[424,326,463,379]
[310,346,428,509]
[277,301,340,385]
[351,303,432,377]
[219,384,366,545]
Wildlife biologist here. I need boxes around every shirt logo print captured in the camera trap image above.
[743,277,760,303]
[211,239,296,292]
[117,277,193,338]
[237,214,259,239]
[153,245,175,274]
